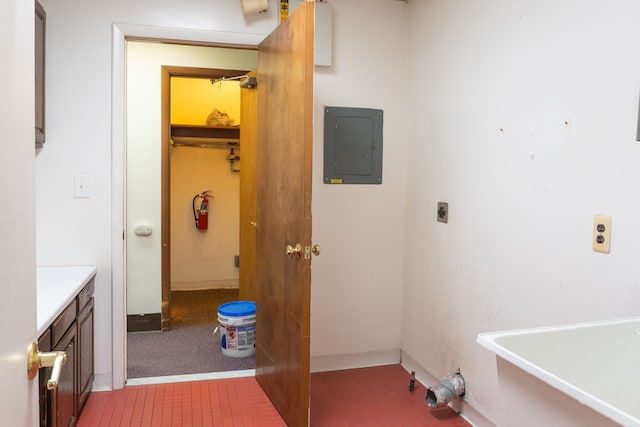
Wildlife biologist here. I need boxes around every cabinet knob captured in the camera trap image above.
[27,341,67,390]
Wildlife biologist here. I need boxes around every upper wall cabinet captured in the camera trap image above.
[35,1,46,147]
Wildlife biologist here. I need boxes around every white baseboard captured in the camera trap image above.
[91,372,114,392]
[126,369,255,386]
[310,348,401,373]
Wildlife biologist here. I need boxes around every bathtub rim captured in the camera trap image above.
[477,316,640,427]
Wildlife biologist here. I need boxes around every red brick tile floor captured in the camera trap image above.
[77,364,471,427]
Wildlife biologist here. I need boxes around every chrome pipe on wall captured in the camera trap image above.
[426,372,466,409]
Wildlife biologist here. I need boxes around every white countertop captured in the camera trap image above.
[37,266,97,337]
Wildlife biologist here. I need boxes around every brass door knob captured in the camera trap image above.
[286,243,302,258]
[311,244,321,256]
[27,341,67,390]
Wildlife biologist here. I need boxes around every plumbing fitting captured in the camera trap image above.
[409,371,416,392]
[426,372,465,408]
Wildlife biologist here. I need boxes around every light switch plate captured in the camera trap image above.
[74,175,90,198]
[592,215,611,254]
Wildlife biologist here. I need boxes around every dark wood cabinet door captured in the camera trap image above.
[38,330,52,427]
[52,324,77,427]
[78,298,94,412]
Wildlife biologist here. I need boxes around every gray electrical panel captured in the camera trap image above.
[323,106,383,184]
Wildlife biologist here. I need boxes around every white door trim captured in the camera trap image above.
[110,22,264,389]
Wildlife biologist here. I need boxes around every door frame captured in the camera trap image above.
[111,23,265,389]
[159,65,251,331]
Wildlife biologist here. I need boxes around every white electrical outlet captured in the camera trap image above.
[592,215,611,254]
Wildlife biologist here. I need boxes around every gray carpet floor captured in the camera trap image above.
[127,289,255,379]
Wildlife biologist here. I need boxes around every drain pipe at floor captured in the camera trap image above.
[425,371,466,409]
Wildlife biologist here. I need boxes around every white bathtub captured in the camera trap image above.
[478,317,640,427]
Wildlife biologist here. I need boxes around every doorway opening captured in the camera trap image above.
[125,41,258,380]
[114,8,315,421]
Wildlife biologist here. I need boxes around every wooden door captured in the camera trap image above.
[255,2,314,426]
[239,70,258,302]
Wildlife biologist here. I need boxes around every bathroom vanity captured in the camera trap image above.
[37,266,96,427]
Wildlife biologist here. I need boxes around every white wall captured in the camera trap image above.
[170,146,240,291]
[310,0,409,370]
[403,0,640,424]
[35,0,272,388]
[126,41,256,314]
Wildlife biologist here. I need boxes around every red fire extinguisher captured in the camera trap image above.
[192,191,213,231]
